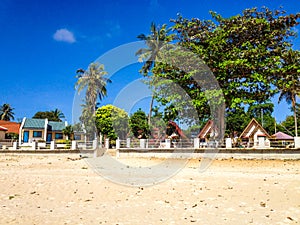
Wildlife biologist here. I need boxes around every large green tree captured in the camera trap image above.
[95,105,129,141]
[139,7,300,127]
[129,109,150,139]
[0,104,14,121]
[33,109,65,122]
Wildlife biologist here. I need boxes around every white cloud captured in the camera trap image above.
[53,28,76,43]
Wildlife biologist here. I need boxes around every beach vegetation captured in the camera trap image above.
[0,103,15,121]
[75,63,111,140]
[138,7,300,132]
[129,108,150,139]
[95,104,129,142]
[33,109,65,122]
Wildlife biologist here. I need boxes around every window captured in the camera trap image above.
[33,131,42,138]
[74,134,82,140]
[55,133,63,139]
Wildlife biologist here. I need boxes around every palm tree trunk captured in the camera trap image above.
[292,95,298,137]
[148,95,154,126]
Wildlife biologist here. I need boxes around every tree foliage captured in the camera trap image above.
[276,50,300,136]
[138,7,300,127]
[62,125,74,140]
[75,63,111,139]
[129,109,150,139]
[95,105,129,140]
[33,109,64,122]
[0,104,14,121]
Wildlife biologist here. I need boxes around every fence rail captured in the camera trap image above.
[0,137,298,151]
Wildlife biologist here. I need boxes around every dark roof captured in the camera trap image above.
[23,118,45,129]
[48,121,66,131]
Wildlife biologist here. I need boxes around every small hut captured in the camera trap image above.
[270,131,294,148]
[239,118,271,148]
[197,120,221,147]
[0,126,8,141]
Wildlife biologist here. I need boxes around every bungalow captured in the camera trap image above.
[167,121,188,140]
[0,120,20,140]
[198,120,214,142]
[19,118,67,145]
[197,120,222,147]
[270,131,294,148]
[239,118,271,148]
[0,126,8,140]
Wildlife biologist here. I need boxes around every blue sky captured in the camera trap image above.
[0,0,299,124]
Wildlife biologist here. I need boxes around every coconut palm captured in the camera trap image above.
[75,63,111,114]
[51,109,65,122]
[278,90,298,137]
[75,63,111,140]
[0,104,15,121]
[136,22,174,125]
[277,50,300,137]
[62,125,73,140]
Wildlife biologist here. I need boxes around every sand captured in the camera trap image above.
[0,153,299,225]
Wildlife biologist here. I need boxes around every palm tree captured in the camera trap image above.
[278,89,298,136]
[75,63,111,114]
[62,125,74,140]
[51,109,65,122]
[0,104,15,121]
[136,22,174,125]
[75,63,111,140]
[277,50,300,137]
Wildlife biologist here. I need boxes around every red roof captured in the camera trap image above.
[271,132,294,140]
[168,121,188,139]
[0,126,8,131]
[198,120,214,139]
[0,121,20,134]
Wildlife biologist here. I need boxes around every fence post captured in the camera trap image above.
[93,139,98,150]
[226,138,232,149]
[99,134,103,148]
[165,139,171,148]
[12,142,18,150]
[50,141,55,150]
[116,138,120,149]
[194,138,200,149]
[126,138,131,148]
[140,139,146,148]
[294,137,300,149]
[71,141,77,150]
[105,138,109,149]
[31,142,36,150]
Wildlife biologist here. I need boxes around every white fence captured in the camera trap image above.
[0,137,299,151]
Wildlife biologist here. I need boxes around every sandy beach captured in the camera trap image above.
[0,153,299,225]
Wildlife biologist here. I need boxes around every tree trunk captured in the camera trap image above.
[148,95,154,126]
[292,95,298,137]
